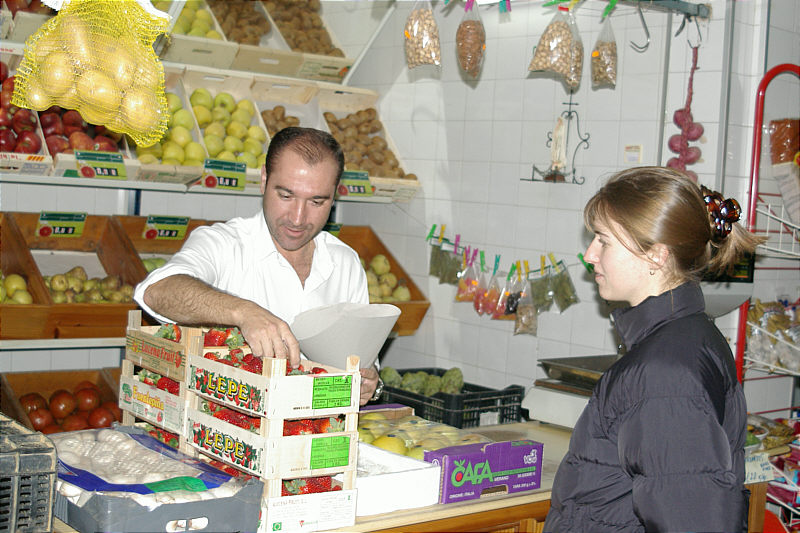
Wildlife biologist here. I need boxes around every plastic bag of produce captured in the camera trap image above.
[455,249,480,302]
[527,262,554,313]
[472,269,491,316]
[456,1,486,79]
[476,270,504,317]
[439,246,462,286]
[528,6,584,91]
[429,242,444,278]
[492,268,524,321]
[551,259,579,313]
[514,280,538,336]
[591,17,617,88]
[12,0,170,146]
[404,0,441,69]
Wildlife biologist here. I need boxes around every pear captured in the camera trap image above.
[366,270,378,287]
[50,273,68,292]
[120,284,134,301]
[67,265,88,281]
[66,275,83,293]
[51,290,67,303]
[83,278,98,292]
[379,272,398,289]
[369,254,391,276]
[101,275,120,291]
[392,285,411,302]
[379,282,392,297]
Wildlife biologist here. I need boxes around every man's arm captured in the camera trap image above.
[143,274,300,366]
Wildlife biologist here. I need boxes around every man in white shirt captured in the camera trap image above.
[134,127,381,404]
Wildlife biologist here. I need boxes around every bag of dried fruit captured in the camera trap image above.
[528,6,584,92]
[456,0,486,79]
[404,0,441,69]
[591,17,617,89]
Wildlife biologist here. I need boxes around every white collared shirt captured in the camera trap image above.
[133,210,368,324]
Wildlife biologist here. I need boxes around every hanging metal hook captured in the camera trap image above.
[675,14,703,47]
[630,3,650,53]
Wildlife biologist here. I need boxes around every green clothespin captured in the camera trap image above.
[578,253,594,273]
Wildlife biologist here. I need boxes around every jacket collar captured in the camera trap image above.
[611,282,706,351]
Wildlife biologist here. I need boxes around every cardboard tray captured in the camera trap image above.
[336,225,429,336]
[0,212,52,339]
[11,211,146,338]
[0,369,117,429]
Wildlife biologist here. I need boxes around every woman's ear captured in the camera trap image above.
[648,243,670,270]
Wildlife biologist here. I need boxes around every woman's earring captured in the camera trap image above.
[649,269,655,276]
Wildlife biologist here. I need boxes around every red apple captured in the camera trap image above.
[68,131,93,151]
[4,0,29,15]
[43,105,62,115]
[0,89,16,112]
[14,130,41,154]
[0,108,12,129]
[45,134,69,156]
[2,76,14,94]
[0,129,16,152]
[40,112,64,136]
[62,109,87,132]
[93,135,118,152]
[0,62,7,83]
[12,108,37,135]
[27,0,53,14]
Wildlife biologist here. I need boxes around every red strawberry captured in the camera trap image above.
[242,358,263,375]
[203,352,218,361]
[286,363,307,376]
[310,367,328,374]
[213,408,252,430]
[156,376,180,395]
[155,323,181,342]
[225,328,245,349]
[283,419,316,436]
[315,416,345,433]
[204,328,229,346]
[282,476,333,495]
[306,476,333,493]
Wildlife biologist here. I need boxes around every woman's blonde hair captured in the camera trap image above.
[584,167,764,284]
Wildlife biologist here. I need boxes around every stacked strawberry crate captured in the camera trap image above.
[183,324,362,532]
[118,310,202,452]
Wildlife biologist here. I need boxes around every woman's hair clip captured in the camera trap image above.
[700,185,741,242]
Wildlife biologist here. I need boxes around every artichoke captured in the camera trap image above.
[379,366,403,388]
[441,367,464,394]
[401,370,429,394]
[423,374,442,396]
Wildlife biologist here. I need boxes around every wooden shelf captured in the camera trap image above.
[0,337,125,350]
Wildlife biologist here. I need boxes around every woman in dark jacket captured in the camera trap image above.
[544,167,764,533]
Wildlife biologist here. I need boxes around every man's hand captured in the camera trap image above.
[236,301,301,368]
[359,366,379,406]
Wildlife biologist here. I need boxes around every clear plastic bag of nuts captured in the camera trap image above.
[404,0,441,69]
[456,3,486,79]
[591,17,617,89]
[528,7,584,92]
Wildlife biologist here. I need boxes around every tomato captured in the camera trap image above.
[19,392,47,414]
[40,424,62,434]
[101,401,122,422]
[72,380,99,394]
[74,410,90,422]
[28,408,55,431]
[88,407,114,429]
[61,413,89,432]
[75,388,100,412]
[49,389,76,419]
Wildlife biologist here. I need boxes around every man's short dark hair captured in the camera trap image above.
[264,127,344,184]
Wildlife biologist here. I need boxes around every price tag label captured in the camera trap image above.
[142,215,189,241]
[311,375,353,409]
[323,222,342,237]
[202,159,246,191]
[36,211,86,238]
[337,170,372,198]
[74,150,126,179]
[745,452,773,483]
[309,436,352,469]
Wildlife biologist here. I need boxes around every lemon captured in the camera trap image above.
[371,435,408,455]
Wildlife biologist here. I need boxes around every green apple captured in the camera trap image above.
[183,159,204,167]
[257,153,266,168]
[170,108,194,130]
[205,121,226,139]
[214,92,236,113]
[206,30,222,40]
[223,135,244,154]
[237,152,258,169]
[194,8,212,24]
[172,20,189,35]
[137,142,162,158]
[169,125,193,148]
[211,106,231,127]
[138,153,160,165]
[187,27,206,37]
[246,125,267,143]
[203,133,224,157]
[165,92,183,114]
[192,105,212,128]
[226,120,248,140]
[162,140,185,164]
[162,158,182,165]
[243,137,263,157]
[190,18,211,35]
[236,99,256,118]
[189,88,213,110]
[176,13,193,30]
[230,108,252,126]
[216,150,237,162]
[184,141,206,161]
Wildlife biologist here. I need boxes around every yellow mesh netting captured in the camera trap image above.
[12,0,170,146]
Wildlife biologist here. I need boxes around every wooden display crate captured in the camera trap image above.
[113,215,212,267]
[337,226,429,336]
[158,1,238,69]
[317,86,420,202]
[101,366,121,397]
[125,310,202,382]
[250,75,323,139]
[0,212,52,339]
[11,212,146,338]
[0,369,116,430]
[119,359,188,435]
[51,140,141,179]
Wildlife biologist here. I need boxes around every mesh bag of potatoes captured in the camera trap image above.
[323,109,416,180]
[591,17,617,89]
[263,0,344,57]
[456,3,486,79]
[12,0,170,147]
[404,0,441,69]
[528,7,584,91]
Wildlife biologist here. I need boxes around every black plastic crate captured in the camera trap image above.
[0,413,56,533]
[378,368,524,428]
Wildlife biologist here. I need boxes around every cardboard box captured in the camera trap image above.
[259,487,357,533]
[0,369,117,429]
[337,226,429,336]
[355,441,441,516]
[426,439,544,504]
[0,212,52,339]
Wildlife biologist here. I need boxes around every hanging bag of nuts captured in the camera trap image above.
[404,0,441,69]
[456,0,486,79]
[528,6,584,92]
[591,17,618,89]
